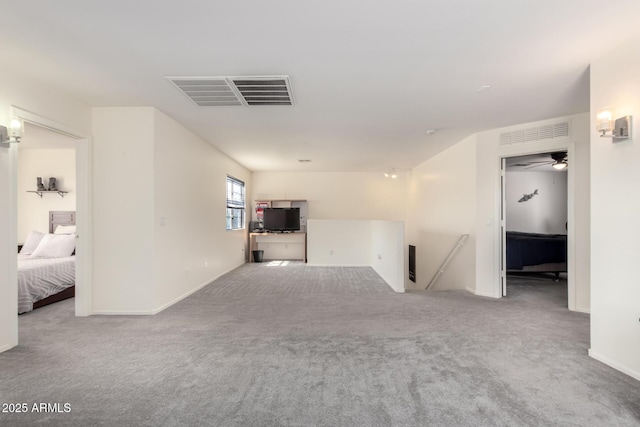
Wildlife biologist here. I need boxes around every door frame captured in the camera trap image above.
[12,106,92,317]
[497,141,576,310]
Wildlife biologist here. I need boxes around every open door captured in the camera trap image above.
[500,157,507,296]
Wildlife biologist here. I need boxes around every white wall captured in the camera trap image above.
[91,107,252,314]
[0,67,91,353]
[17,149,76,241]
[371,220,405,292]
[307,220,372,266]
[405,135,477,291]
[153,109,250,311]
[92,107,156,313]
[307,219,405,292]
[506,171,567,234]
[474,113,591,312]
[589,38,640,380]
[251,171,407,221]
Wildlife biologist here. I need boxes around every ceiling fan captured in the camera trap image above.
[512,152,568,170]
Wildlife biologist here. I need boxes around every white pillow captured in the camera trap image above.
[20,230,45,255]
[54,225,77,235]
[31,233,76,258]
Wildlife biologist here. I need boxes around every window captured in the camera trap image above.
[226,176,245,230]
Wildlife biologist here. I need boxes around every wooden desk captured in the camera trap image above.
[249,232,306,262]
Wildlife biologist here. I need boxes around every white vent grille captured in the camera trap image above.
[231,77,293,106]
[168,78,242,106]
[554,122,569,138]
[499,120,570,146]
[539,125,554,140]
[168,75,293,107]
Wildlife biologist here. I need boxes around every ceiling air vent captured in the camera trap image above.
[167,75,293,107]
[230,77,293,106]
[499,120,570,146]
[167,78,242,106]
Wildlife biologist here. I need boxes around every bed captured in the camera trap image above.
[18,211,76,314]
[506,231,567,279]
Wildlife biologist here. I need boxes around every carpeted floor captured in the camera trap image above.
[1,264,639,426]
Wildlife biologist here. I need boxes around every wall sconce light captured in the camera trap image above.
[596,107,632,141]
[0,117,23,148]
[384,168,397,179]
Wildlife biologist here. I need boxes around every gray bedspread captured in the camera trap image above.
[18,255,75,314]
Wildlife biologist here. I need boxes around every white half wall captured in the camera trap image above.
[307,219,405,292]
[589,38,640,381]
[405,135,477,291]
[506,171,567,234]
[17,149,76,241]
[307,220,371,266]
[371,220,405,293]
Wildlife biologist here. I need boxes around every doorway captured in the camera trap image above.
[12,107,92,321]
[499,144,576,310]
[502,151,569,305]
[17,123,77,314]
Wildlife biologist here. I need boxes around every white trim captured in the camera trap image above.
[589,349,640,381]
[0,343,15,354]
[305,263,371,267]
[7,144,18,348]
[91,310,156,316]
[573,307,590,314]
[93,263,245,316]
[151,263,244,314]
[11,106,93,318]
[74,138,92,316]
[11,107,87,139]
[466,286,498,298]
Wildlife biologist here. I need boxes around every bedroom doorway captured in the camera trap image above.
[17,123,77,314]
[12,106,92,322]
[501,151,569,306]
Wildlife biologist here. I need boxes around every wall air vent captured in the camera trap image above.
[167,75,293,107]
[499,120,570,146]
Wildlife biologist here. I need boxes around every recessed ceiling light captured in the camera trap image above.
[476,85,492,92]
[298,159,312,163]
[425,129,436,135]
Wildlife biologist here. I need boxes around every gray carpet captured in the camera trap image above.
[1,264,639,426]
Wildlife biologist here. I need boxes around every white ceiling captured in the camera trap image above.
[3,1,640,172]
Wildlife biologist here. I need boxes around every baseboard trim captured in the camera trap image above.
[92,309,155,315]
[589,349,640,381]
[465,286,498,298]
[572,306,590,314]
[0,343,16,354]
[151,262,244,315]
[372,266,404,293]
[306,263,371,267]
[92,262,244,316]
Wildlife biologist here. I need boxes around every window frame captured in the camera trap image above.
[226,175,246,231]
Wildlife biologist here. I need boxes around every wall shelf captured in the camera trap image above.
[27,190,68,198]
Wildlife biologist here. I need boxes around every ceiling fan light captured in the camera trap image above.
[552,161,567,170]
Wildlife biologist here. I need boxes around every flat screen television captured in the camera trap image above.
[263,207,300,232]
